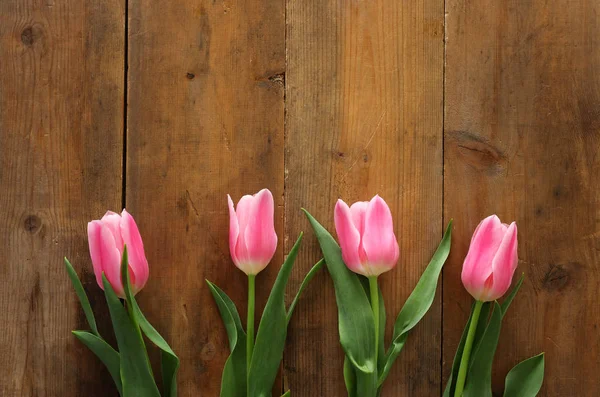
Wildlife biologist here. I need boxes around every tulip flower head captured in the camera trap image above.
[228,188,278,276]
[334,195,400,277]
[87,209,149,298]
[461,215,518,302]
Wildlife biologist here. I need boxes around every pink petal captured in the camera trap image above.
[361,195,399,275]
[100,211,124,253]
[228,195,240,267]
[334,199,366,275]
[461,215,505,295]
[120,209,149,293]
[91,222,124,297]
[349,201,368,235]
[87,221,105,288]
[488,222,518,300]
[233,194,255,267]
[244,189,278,274]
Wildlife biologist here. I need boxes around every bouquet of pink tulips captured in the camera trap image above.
[445,215,544,397]
[65,210,179,397]
[63,194,545,396]
[304,195,453,397]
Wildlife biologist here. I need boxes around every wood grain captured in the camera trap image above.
[0,0,125,395]
[284,0,444,395]
[443,0,600,395]
[126,0,285,394]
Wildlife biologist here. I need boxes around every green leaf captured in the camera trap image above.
[286,258,325,325]
[281,391,291,397]
[358,276,386,373]
[72,330,122,395]
[303,209,376,375]
[378,221,452,386]
[445,274,524,396]
[64,257,99,336]
[207,280,247,397]
[443,301,491,397]
[344,356,357,397]
[503,353,545,397]
[102,273,160,397]
[120,246,180,397]
[248,233,303,397]
[463,302,503,397]
[500,273,524,316]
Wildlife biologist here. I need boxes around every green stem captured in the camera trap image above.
[368,276,379,371]
[246,274,256,383]
[454,300,484,397]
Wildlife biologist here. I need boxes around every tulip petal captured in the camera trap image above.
[92,222,124,297]
[334,199,365,275]
[362,195,399,275]
[349,201,368,235]
[461,215,505,294]
[228,195,240,266]
[101,211,124,253]
[120,209,149,293]
[87,221,106,288]
[234,194,255,266]
[489,222,518,299]
[244,188,278,274]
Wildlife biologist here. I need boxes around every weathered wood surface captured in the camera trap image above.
[0,0,125,395]
[443,1,600,396]
[126,0,285,394]
[284,0,444,395]
[0,0,599,395]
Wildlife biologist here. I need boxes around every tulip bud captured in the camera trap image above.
[87,209,149,298]
[228,188,278,275]
[334,195,399,277]
[461,215,518,302]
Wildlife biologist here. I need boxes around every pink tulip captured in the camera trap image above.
[87,209,149,298]
[461,215,518,302]
[228,189,278,275]
[334,195,400,277]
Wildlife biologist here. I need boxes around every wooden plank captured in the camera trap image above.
[443,0,600,395]
[284,0,444,394]
[0,0,124,395]
[126,0,285,394]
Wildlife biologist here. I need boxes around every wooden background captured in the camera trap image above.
[1,0,598,395]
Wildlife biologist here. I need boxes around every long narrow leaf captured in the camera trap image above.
[248,233,303,396]
[446,275,525,396]
[500,274,524,316]
[503,353,545,397]
[442,301,491,397]
[378,221,452,386]
[64,257,99,336]
[463,302,503,397]
[344,356,357,397]
[102,273,160,397]
[358,276,386,373]
[72,330,122,395]
[286,258,325,324]
[121,246,180,397]
[207,280,246,397]
[303,209,376,375]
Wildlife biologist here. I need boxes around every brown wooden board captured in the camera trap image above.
[284,0,445,395]
[443,0,600,396]
[0,0,125,395]
[126,0,285,394]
